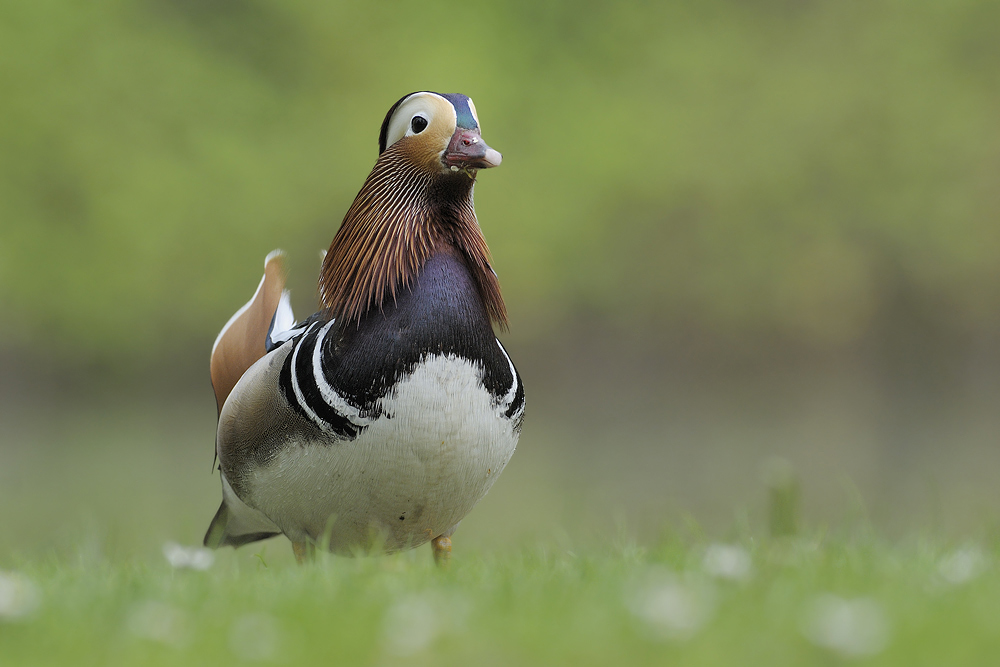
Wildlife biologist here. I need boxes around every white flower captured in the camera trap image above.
[0,571,40,621]
[938,546,988,585]
[626,569,715,641]
[702,544,753,582]
[126,601,190,647]
[163,542,214,570]
[230,613,282,662]
[801,594,890,658]
[382,595,440,656]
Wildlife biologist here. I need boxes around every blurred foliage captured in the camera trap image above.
[2,0,999,369]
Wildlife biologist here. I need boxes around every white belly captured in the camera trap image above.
[243,354,519,553]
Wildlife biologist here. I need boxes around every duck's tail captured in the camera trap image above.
[204,476,282,548]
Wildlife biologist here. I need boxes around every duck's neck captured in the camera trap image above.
[319,144,507,329]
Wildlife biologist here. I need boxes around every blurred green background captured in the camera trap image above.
[2,0,1000,560]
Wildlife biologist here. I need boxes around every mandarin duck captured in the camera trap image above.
[204,92,524,564]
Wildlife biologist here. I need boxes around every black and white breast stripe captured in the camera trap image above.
[277,320,375,440]
[274,318,524,441]
[496,339,525,427]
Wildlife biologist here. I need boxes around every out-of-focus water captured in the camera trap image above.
[1,341,998,562]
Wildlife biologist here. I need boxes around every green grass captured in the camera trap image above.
[4,395,1000,665]
[3,533,999,666]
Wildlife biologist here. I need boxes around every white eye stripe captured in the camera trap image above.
[384,92,457,149]
[467,98,480,127]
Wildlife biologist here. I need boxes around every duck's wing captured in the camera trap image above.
[210,250,296,413]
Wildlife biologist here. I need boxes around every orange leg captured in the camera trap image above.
[292,541,314,564]
[431,535,452,567]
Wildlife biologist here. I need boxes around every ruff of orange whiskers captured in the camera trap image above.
[319,142,508,329]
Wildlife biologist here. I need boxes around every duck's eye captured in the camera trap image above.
[410,115,428,133]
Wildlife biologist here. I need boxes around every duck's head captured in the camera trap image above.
[321,91,507,327]
[377,92,502,175]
